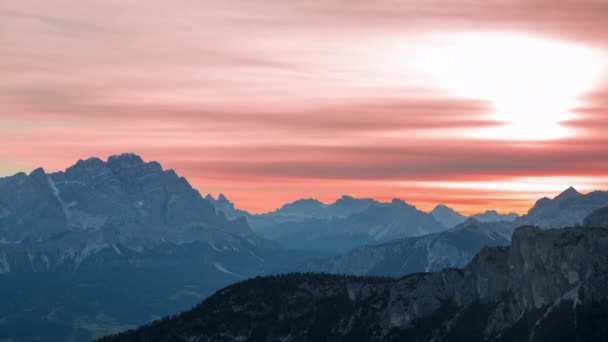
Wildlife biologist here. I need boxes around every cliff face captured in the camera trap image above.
[100,226,608,342]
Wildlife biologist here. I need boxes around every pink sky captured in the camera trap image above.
[2,0,608,214]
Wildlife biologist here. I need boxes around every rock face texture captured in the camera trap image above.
[299,219,513,276]
[0,154,278,273]
[0,153,264,247]
[100,226,608,342]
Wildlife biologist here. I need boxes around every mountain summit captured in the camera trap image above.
[430,204,468,227]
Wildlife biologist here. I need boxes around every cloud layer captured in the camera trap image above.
[2,0,608,214]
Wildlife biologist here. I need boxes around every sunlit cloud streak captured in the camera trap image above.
[1,0,608,213]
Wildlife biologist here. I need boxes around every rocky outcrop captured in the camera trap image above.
[100,226,608,342]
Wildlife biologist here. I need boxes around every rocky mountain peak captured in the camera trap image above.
[430,204,468,228]
[107,153,145,167]
[217,193,231,205]
[390,198,407,206]
[556,186,581,199]
[0,153,267,247]
[29,167,46,177]
[72,157,104,169]
[431,204,450,211]
[516,188,608,228]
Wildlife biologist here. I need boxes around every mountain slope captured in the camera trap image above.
[99,226,608,342]
[300,219,513,276]
[0,154,304,341]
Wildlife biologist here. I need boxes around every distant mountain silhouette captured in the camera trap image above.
[515,187,608,228]
[207,196,522,253]
[254,198,447,253]
[430,205,518,229]
[430,204,468,227]
[471,210,519,223]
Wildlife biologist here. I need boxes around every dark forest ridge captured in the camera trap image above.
[99,226,608,342]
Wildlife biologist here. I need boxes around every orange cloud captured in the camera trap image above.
[1,0,608,214]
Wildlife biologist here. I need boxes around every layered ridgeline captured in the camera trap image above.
[430,205,518,229]
[0,154,310,341]
[209,186,608,235]
[514,186,608,228]
[206,195,517,253]
[99,226,608,342]
[208,195,446,252]
[252,199,448,252]
[301,188,608,277]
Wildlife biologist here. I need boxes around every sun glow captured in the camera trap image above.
[409,33,605,140]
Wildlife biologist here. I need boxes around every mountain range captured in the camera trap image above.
[2,153,608,341]
[298,192,608,278]
[514,186,608,228]
[207,194,519,253]
[0,154,311,341]
[99,225,608,342]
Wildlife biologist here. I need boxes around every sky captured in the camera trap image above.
[2,0,608,215]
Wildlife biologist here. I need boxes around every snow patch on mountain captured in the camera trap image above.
[47,175,71,220]
[212,262,244,278]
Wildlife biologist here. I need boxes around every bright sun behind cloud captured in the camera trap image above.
[407,33,606,141]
